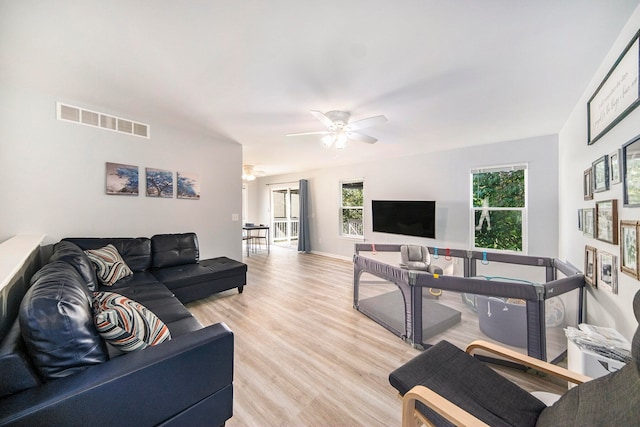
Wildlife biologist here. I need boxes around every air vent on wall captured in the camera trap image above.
[56,102,150,139]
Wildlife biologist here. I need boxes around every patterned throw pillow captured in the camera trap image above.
[84,244,133,286]
[92,292,171,352]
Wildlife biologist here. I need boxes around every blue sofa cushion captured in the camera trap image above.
[151,233,199,269]
[0,321,41,397]
[50,241,99,291]
[19,261,108,381]
[63,237,152,272]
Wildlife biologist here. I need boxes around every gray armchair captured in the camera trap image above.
[400,245,443,298]
[390,290,640,427]
[400,245,442,275]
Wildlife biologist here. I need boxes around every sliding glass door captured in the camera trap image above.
[271,185,299,247]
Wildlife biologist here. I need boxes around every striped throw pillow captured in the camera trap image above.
[84,244,133,286]
[92,292,171,352]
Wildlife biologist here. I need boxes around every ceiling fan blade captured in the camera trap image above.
[345,115,387,131]
[310,110,336,129]
[286,131,330,137]
[347,131,378,144]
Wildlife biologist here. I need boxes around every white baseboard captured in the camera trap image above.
[308,250,352,262]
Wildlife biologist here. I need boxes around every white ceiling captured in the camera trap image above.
[1,1,639,176]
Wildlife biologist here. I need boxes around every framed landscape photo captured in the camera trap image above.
[587,29,640,144]
[610,149,622,185]
[582,208,595,238]
[145,168,173,198]
[583,167,593,200]
[592,155,609,192]
[105,162,139,196]
[177,171,201,200]
[584,245,597,287]
[623,134,640,207]
[620,220,639,279]
[597,251,618,294]
[595,199,618,244]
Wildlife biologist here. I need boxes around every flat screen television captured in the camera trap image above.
[371,200,436,239]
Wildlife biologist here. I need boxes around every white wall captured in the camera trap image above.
[0,84,243,260]
[251,134,559,260]
[559,5,640,340]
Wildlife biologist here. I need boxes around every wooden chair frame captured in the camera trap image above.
[401,340,592,427]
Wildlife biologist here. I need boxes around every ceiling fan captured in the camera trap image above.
[286,110,387,149]
[242,165,265,181]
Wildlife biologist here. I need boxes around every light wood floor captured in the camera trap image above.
[186,246,567,427]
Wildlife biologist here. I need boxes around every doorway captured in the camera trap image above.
[271,185,299,248]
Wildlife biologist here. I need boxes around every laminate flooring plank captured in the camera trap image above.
[186,247,567,426]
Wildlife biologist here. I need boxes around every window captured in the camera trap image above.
[340,179,364,237]
[471,164,527,252]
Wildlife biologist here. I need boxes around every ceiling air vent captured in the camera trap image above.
[59,104,80,122]
[133,122,149,138]
[81,110,99,126]
[56,102,150,139]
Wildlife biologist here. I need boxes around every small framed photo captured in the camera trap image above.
[578,209,583,231]
[609,149,622,185]
[583,167,593,200]
[582,208,595,238]
[584,245,597,287]
[623,134,640,207]
[595,199,618,244]
[620,220,639,279]
[597,251,618,294]
[592,155,609,192]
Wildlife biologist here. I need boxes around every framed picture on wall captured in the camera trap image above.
[597,251,618,294]
[177,171,201,200]
[623,134,640,207]
[145,168,173,198]
[595,199,618,244]
[584,245,597,287]
[587,29,640,144]
[105,162,139,196]
[621,220,639,279]
[582,208,595,238]
[610,149,622,185]
[592,155,609,192]
[578,209,583,231]
[583,167,593,200]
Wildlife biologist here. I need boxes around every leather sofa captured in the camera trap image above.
[0,232,246,426]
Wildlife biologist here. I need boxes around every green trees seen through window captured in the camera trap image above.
[341,180,364,237]
[472,167,526,252]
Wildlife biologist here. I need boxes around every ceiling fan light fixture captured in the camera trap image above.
[242,165,257,181]
[287,110,386,150]
[321,134,334,148]
[335,133,348,150]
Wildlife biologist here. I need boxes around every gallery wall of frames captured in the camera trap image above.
[582,28,640,295]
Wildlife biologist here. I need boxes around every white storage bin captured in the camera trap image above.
[567,339,626,379]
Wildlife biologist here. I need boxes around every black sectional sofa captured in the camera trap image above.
[0,232,246,427]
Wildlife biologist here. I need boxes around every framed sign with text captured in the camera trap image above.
[588,29,640,145]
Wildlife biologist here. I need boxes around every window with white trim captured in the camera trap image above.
[471,164,527,252]
[340,179,364,237]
